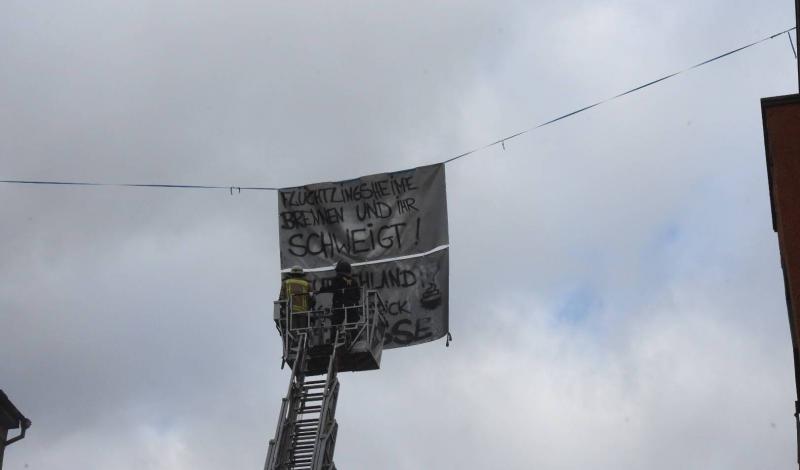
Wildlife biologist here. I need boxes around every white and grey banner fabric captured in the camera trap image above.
[278,163,449,349]
[307,248,449,349]
[278,164,448,269]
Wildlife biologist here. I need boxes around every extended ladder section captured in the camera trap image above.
[264,332,342,470]
[265,289,388,470]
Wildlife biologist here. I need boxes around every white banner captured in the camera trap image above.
[307,248,449,349]
[278,163,450,348]
[278,164,448,269]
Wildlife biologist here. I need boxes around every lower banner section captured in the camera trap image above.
[308,248,449,349]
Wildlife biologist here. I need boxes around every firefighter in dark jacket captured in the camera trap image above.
[317,260,361,326]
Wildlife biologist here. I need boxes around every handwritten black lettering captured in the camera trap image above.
[280,207,344,229]
[385,300,411,316]
[285,223,407,258]
[395,197,418,215]
[356,267,417,290]
[385,317,433,346]
[356,200,393,221]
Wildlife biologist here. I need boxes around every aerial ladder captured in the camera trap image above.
[264,289,388,470]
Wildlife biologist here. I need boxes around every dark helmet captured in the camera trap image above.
[335,260,352,274]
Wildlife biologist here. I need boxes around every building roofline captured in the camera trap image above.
[0,390,29,430]
[760,93,800,232]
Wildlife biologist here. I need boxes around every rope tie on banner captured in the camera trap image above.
[789,31,798,59]
[446,331,452,347]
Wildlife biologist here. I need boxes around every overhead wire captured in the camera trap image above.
[0,179,278,192]
[444,26,797,164]
[0,26,796,191]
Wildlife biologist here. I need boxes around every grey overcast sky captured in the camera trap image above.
[1,1,798,469]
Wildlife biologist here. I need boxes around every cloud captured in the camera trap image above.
[0,0,797,469]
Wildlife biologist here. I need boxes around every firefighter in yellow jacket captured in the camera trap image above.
[279,266,312,328]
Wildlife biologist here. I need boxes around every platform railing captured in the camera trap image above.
[274,288,388,364]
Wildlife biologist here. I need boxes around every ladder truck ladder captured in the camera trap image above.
[265,331,342,470]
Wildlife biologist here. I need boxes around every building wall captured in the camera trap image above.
[0,427,8,469]
[762,93,800,409]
